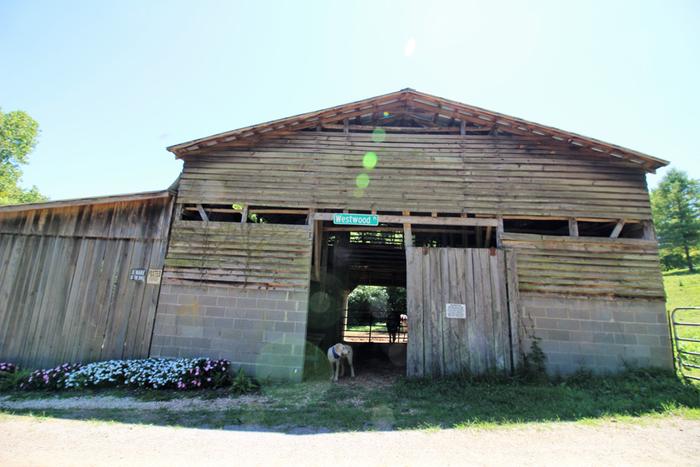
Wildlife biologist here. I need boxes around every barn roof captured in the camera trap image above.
[0,189,172,213]
[167,88,668,172]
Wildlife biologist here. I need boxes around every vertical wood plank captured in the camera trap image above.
[505,249,522,369]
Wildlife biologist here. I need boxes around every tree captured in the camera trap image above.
[651,169,700,272]
[0,108,46,205]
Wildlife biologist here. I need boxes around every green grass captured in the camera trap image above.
[663,268,700,380]
[2,368,699,432]
[663,268,700,312]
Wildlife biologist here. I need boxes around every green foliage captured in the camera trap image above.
[518,338,548,383]
[231,368,259,395]
[386,287,406,314]
[0,108,46,205]
[0,369,32,392]
[651,168,700,271]
[347,286,388,313]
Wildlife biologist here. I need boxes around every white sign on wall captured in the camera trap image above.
[147,268,163,285]
[446,303,466,319]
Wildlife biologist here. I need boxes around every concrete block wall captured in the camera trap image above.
[520,296,673,375]
[150,283,309,381]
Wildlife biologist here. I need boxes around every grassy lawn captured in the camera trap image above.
[663,269,700,380]
[1,369,699,432]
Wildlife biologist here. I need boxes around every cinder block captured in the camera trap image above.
[601,322,624,333]
[545,329,571,341]
[263,310,286,322]
[275,300,298,311]
[286,311,308,323]
[237,298,258,309]
[613,333,637,345]
[635,312,660,324]
[623,323,648,335]
[636,335,660,346]
[204,306,226,317]
[612,311,636,323]
[274,321,295,332]
[592,333,615,344]
[263,331,285,343]
[158,293,178,305]
[590,309,613,322]
[558,320,581,331]
[535,317,559,329]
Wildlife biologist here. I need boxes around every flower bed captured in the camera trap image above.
[17,358,231,391]
[21,363,81,390]
[0,362,17,374]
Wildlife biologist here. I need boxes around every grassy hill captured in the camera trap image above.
[664,269,700,380]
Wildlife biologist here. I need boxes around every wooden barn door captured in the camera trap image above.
[406,247,515,378]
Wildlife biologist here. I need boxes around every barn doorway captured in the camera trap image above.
[305,223,409,379]
[304,213,509,380]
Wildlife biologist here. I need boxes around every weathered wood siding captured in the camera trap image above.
[501,233,665,299]
[178,132,652,220]
[163,221,313,290]
[0,196,173,368]
[406,247,514,377]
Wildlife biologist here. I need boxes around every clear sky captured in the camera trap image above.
[1,0,698,200]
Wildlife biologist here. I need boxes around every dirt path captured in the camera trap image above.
[0,394,268,411]
[0,414,697,466]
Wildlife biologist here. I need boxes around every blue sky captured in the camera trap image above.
[1,0,698,200]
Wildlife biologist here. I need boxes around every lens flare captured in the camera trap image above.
[363,151,378,169]
[371,128,386,143]
[356,173,370,189]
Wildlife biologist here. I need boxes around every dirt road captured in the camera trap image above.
[1,414,697,466]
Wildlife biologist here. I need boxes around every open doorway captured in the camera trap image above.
[305,224,409,379]
[304,215,501,380]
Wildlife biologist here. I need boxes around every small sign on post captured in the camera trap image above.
[332,213,379,227]
[446,303,466,319]
[129,268,146,282]
[147,268,163,285]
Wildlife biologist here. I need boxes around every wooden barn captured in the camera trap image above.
[0,89,673,380]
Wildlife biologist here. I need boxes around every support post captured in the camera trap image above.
[196,204,209,222]
[403,210,413,248]
[496,216,504,248]
[642,220,656,240]
[240,204,248,223]
[610,219,625,238]
[568,218,579,237]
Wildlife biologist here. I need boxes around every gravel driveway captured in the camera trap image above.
[1,414,698,466]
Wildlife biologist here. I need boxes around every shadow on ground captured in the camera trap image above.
[2,367,699,434]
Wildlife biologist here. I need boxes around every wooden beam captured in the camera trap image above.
[314,212,498,227]
[496,216,504,248]
[610,219,625,238]
[196,204,209,222]
[568,218,579,237]
[403,210,413,248]
[313,220,322,281]
[642,220,656,240]
[240,204,248,223]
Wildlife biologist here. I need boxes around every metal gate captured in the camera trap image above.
[671,307,700,381]
[405,247,517,377]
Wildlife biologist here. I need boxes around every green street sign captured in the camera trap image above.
[332,213,379,226]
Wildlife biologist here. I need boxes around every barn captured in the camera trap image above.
[0,89,673,380]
